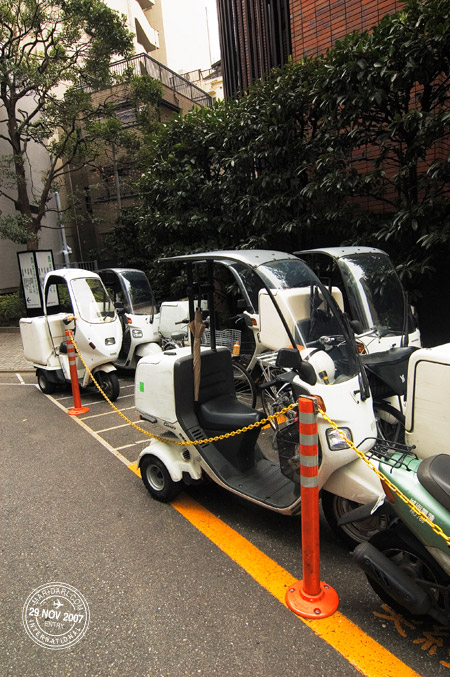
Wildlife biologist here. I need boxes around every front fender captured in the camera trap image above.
[322,456,383,504]
[92,363,117,374]
[138,440,202,483]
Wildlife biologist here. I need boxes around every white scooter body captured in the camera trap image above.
[98,268,162,370]
[20,268,122,396]
[135,252,383,540]
[135,346,379,511]
[297,247,421,354]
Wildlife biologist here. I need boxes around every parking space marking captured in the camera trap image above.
[172,493,420,677]
[47,392,134,468]
[82,406,136,420]
[96,421,142,433]
[117,440,149,452]
[0,381,36,386]
[42,383,419,677]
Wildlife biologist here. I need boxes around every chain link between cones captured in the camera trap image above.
[68,331,450,546]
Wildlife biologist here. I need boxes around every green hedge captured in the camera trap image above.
[0,293,25,325]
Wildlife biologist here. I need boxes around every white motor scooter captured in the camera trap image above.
[297,246,421,353]
[298,246,423,443]
[20,268,122,401]
[134,250,384,547]
[98,268,162,369]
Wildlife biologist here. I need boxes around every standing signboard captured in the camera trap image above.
[17,250,56,316]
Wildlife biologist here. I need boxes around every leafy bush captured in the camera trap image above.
[0,293,25,324]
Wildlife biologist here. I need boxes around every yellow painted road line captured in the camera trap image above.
[171,493,420,677]
[47,390,418,677]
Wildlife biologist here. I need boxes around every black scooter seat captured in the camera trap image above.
[418,454,450,513]
[198,394,264,432]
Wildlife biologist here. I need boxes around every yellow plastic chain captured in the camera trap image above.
[69,332,450,546]
[319,408,450,548]
[68,332,296,446]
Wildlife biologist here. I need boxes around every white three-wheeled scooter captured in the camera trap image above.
[134,250,384,546]
[20,268,122,400]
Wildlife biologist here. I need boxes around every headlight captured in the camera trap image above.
[132,329,144,339]
[326,427,352,450]
[105,337,116,345]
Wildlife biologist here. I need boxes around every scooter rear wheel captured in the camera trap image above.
[140,455,182,502]
[364,527,450,620]
[36,369,56,394]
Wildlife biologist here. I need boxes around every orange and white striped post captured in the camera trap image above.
[285,396,339,618]
[65,330,90,416]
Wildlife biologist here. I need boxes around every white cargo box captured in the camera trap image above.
[20,316,53,365]
[259,287,344,351]
[20,314,69,366]
[135,346,192,424]
[158,301,189,339]
[405,343,450,458]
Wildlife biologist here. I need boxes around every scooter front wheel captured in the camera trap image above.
[95,371,120,402]
[36,369,56,394]
[140,455,182,502]
[322,490,391,549]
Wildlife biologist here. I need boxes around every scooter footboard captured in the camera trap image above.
[322,457,382,504]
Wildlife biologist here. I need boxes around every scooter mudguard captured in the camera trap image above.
[135,342,163,358]
[322,456,383,504]
[138,440,202,483]
[86,362,117,388]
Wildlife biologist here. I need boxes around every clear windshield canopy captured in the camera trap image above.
[337,253,406,334]
[255,259,359,384]
[71,278,116,323]
[120,270,156,316]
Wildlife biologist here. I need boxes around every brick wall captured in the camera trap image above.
[290,0,405,61]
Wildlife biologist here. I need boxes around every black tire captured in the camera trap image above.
[364,527,450,619]
[95,371,120,401]
[261,378,296,430]
[140,454,182,502]
[322,490,392,549]
[36,369,56,394]
[163,341,178,352]
[374,401,405,444]
[232,360,257,408]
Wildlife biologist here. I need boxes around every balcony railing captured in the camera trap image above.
[109,53,213,108]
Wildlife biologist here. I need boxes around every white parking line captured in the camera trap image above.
[46,393,133,468]
[82,406,136,420]
[116,439,149,451]
[96,421,142,433]
[56,393,134,406]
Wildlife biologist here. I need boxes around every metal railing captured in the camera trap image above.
[109,53,213,108]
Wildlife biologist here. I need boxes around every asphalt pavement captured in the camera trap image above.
[0,368,366,677]
[1,328,447,676]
